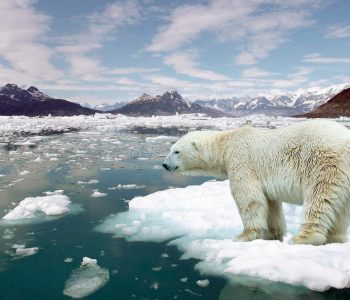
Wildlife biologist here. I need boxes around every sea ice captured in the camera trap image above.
[19,170,30,176]
[96,180,350,292]
[196,279,210,287]
[2,194,71,220]
[90,190,107,198]
[109,184,146,190]
[63,257,109,299]
[5,244,39,259]
[145,136,179,142]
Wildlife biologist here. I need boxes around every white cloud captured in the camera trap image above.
[163,52,231,81]
[145,0,326,68]
[302,57,350,64]
[308,79,331,87]
[241,67,277,78]
[334,75,350,83]
[324,24,350,39]
[303,53,321,59]
[56,0,142,80]
[108,67,160,75]
[234,52,257,66]
[287,67,313,83]
[0,0,64,81]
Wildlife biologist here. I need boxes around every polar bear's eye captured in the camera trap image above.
[174,151,180,154]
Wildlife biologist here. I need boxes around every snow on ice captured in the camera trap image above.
[2,191,72,222]
[63,257,110,299]
[96,180,350,292]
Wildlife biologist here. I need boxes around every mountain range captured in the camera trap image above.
[193,83,350,117]
[110,91,233,117]
[0,84,98,116]
[1,82,350,118]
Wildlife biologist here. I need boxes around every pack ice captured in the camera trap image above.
[96,180,350,292]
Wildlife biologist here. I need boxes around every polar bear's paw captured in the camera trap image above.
[289,232,327,246]
[233,229,275,242]
[326,233,348,244]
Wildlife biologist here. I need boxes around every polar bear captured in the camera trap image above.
[162,120,350,245]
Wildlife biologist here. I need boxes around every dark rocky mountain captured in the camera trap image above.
[0,83,98,116]
[294,88,350,118]
[111,91,234,118]
[194,83,350,117]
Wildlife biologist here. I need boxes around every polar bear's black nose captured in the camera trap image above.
[162,163,169,170]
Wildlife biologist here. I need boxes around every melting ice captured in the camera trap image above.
[63,257,110,299]
[96,180,350,292]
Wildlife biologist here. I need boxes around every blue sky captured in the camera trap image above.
[0,0,349,106]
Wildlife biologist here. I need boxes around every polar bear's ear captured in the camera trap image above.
[191,140,200,151]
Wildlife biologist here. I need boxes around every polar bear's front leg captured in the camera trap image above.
[230,179,272,242]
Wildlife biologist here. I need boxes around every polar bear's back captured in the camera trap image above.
[238,120,350,205]
[277,119,350,141]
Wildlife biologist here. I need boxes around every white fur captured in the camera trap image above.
[163,120,350,245]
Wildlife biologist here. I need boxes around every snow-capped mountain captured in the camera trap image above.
[111,91,233,118]
[296,87,350,118]
[194,83,350,117]
[92,101,128,112]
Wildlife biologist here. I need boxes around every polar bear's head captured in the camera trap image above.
[162,132,200,174]
[162,131,217,176]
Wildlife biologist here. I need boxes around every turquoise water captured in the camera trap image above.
[0,129,350,299]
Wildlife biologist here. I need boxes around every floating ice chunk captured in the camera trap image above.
[96,180,350,292]
[78,180,99,185]
[180,277,188,282]
[137,157,149,160]
[196,279,210,287]
[33,157,43,162]
[90,190,107,198]
[63,257,109,299]
[2,228,15,239]
[88,179,99,184]
[19,170,30,176]
[65,258,73,263]
[6,244,39,259]
[109,184,146,190]
[150,282,160,290]
[0,174,6,178]
[3,194,71,220]
[145,136,179,142]
[43,190,63,196]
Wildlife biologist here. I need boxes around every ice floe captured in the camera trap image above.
[63,257,109,299]
[96,180,350,292]
[5,244,39,259]
[1,191,82,223]
[108,184,146,190]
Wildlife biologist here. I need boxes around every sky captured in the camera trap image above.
[0,0,349,106]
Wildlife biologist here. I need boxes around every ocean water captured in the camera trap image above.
[1,127,350,299]
[0,128,226,299]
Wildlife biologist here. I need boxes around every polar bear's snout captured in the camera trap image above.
[162,162,178,172]
[162,154,179,172]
